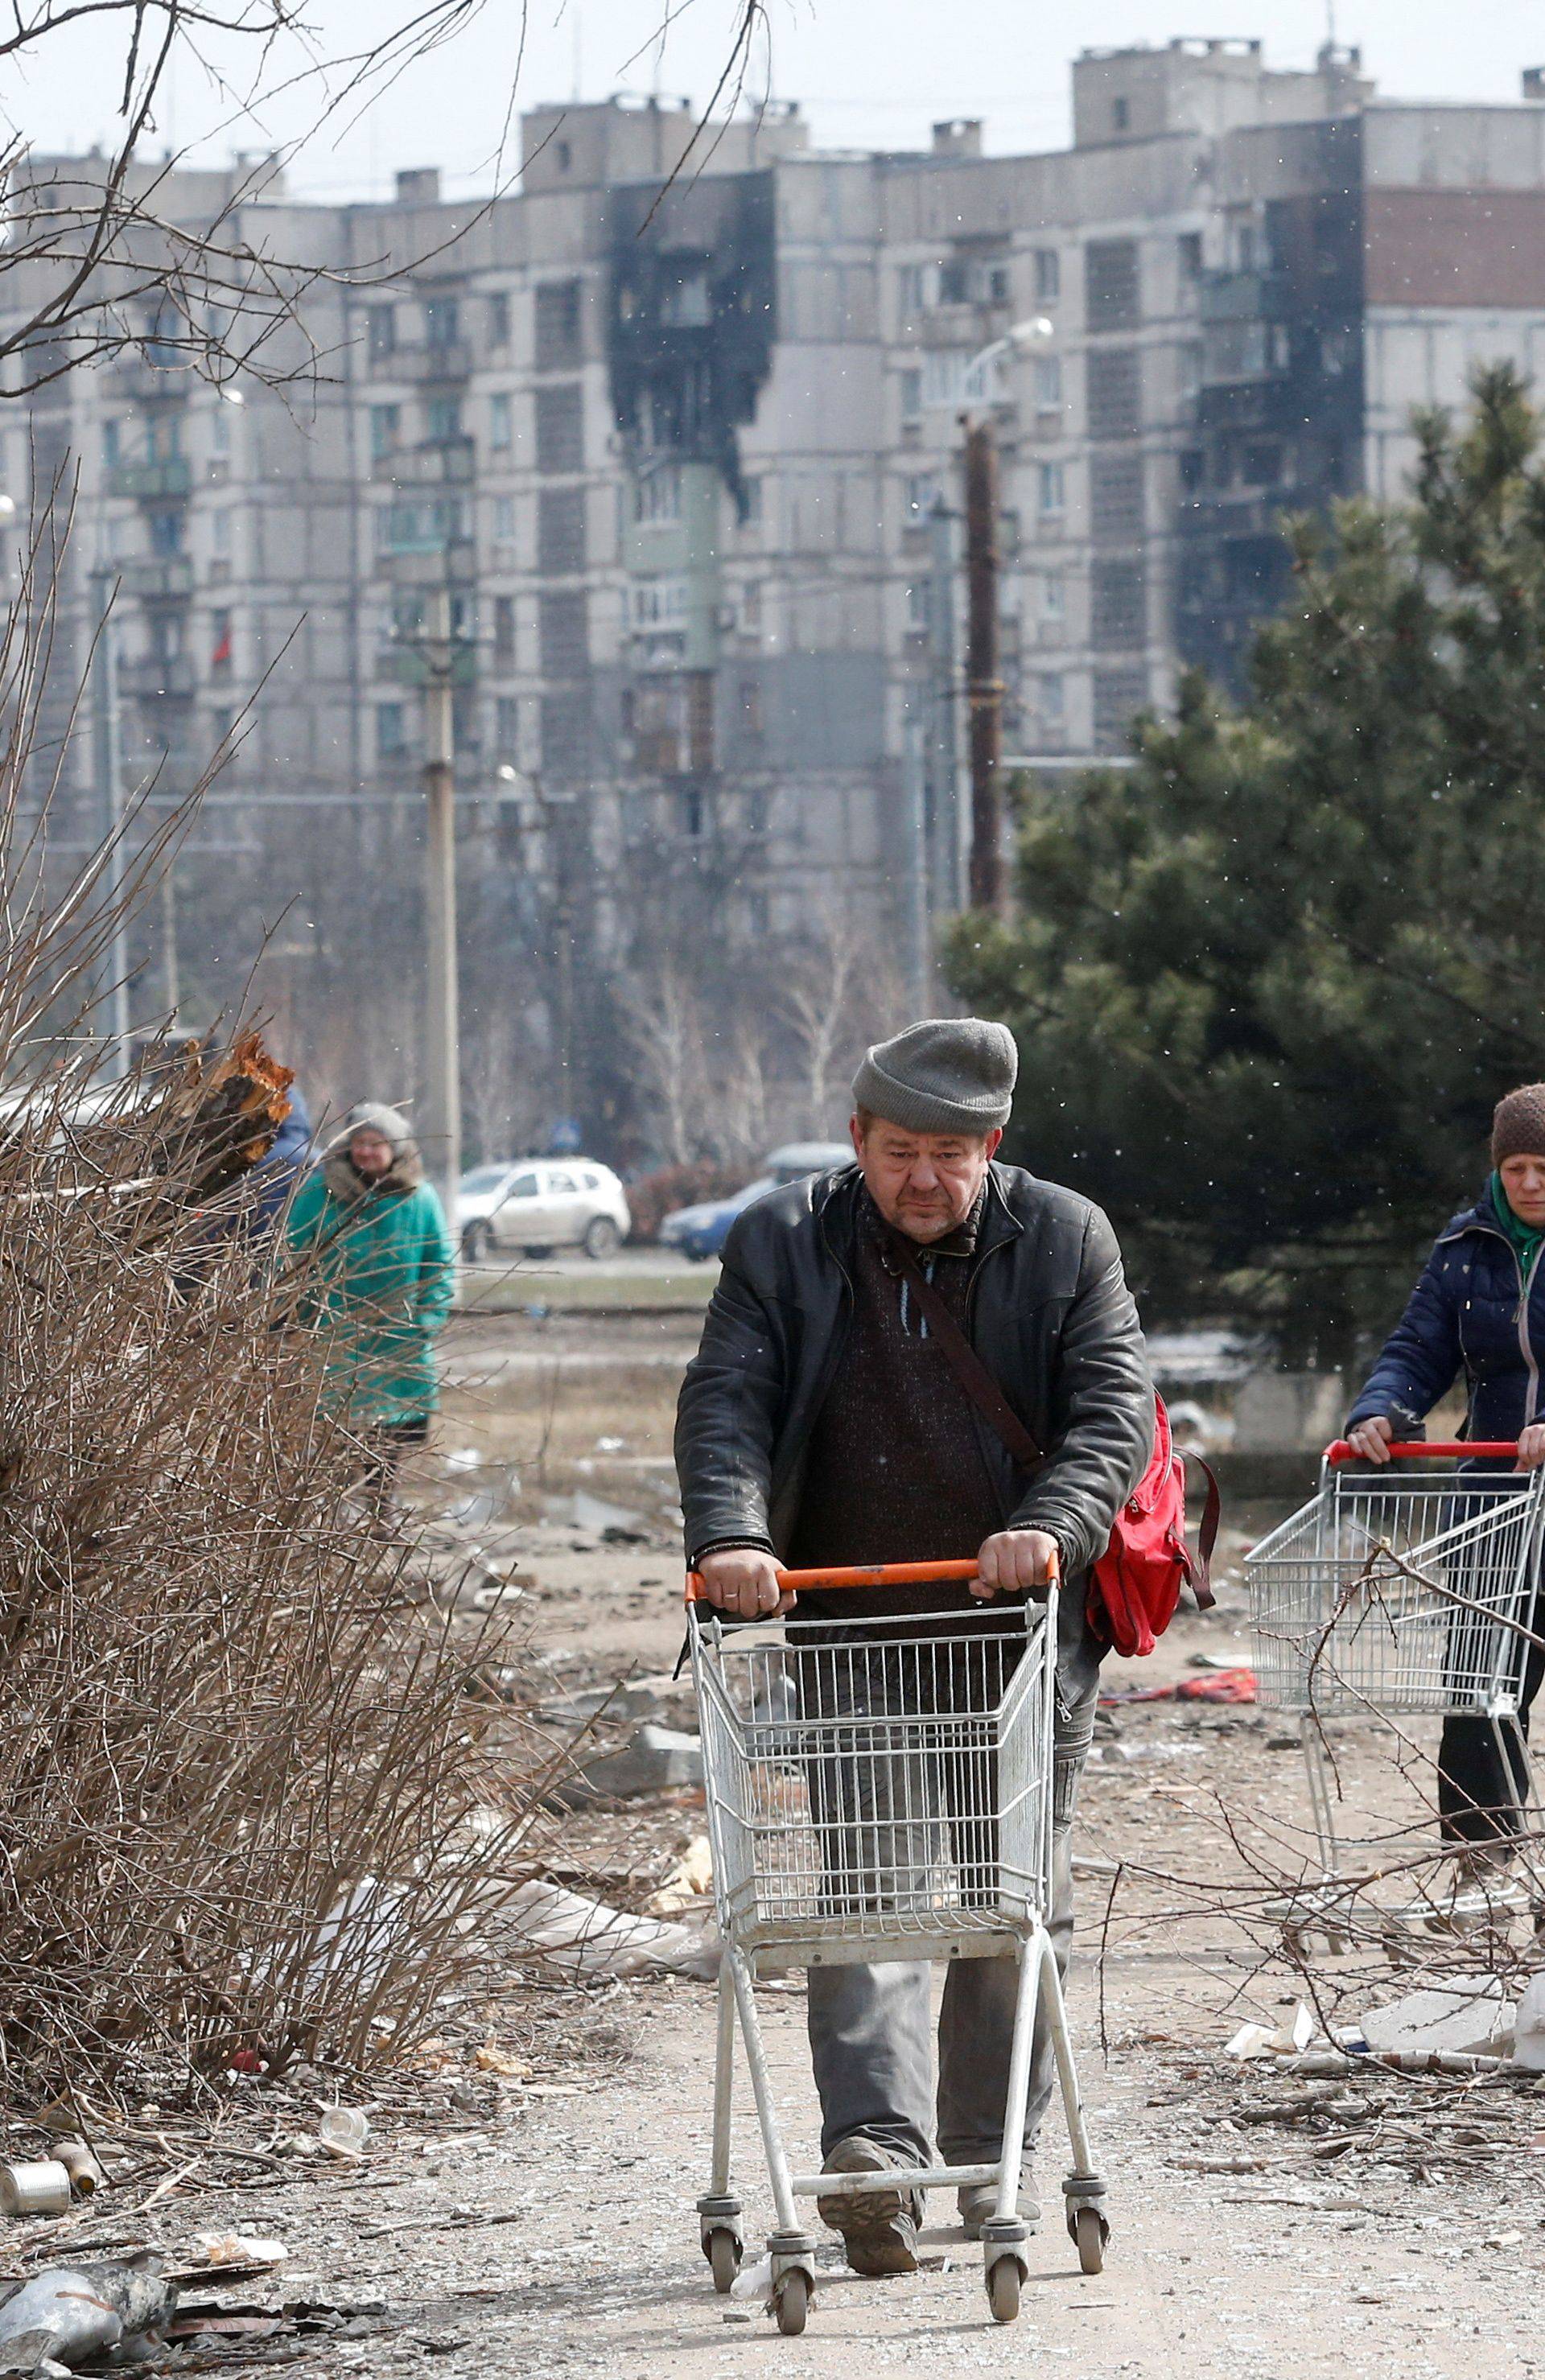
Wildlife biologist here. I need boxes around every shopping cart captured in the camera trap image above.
[685,1554,1108,2336]
[1246,1440,1545,1902]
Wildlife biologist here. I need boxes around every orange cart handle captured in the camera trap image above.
[684,1550,1059,1605]
[1325,1439,1522,1464]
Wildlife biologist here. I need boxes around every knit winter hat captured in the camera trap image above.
[341,1101,415,1152]
[852,1018,1018,1137]
[1492,1085,1545,1167]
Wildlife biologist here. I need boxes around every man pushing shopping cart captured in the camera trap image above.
[674,1018,1154,2329]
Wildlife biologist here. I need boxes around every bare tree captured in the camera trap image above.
[625,959,711,1165]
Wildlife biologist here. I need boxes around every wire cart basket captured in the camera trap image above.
[1245,1439,1545,1906]
[685,1555,1108,2336]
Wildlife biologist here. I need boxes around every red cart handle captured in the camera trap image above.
[684,1550,1059,1605]
[1325,1439,1521,1464]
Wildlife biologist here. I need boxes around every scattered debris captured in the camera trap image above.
[0,2252,174,2374]
[1102,1668,1257,1705]
[318,2107,371,2160]
[1360,1978,1515,2061]
[52,2143,105,2200]
[563,1723,704,1803]
[509,1879,719,1980]
[1226,2002,1315,2059]
[0,2162,71,2218]
[193,2234,289,2270]
[1514,1972,1545,2073]
[647,1835,714,1915]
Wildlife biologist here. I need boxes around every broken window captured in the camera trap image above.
[1085,239,1139,331]
[535,279,583,367]
[659,256,712,329]
[1086,348,1141,440]
[535,383,584,475]
[538,487,586,573]
[1090,558,1145,649]
[540,591,589,677]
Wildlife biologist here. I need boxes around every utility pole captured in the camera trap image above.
[926,495,962,912]
[89,563,132,1074]
[963,416,1005,915]
[420,583,461,1222]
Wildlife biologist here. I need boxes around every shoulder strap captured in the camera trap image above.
[885,1231,1044,1471]
[1186,1455,1221,1610]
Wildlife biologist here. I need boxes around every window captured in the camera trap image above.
[211,510,231,558]
[898,262,935,315]
[424,295,460,350]
[1112,96,1130,132]
[492,492,516,543]
[555,139,571,171]
[1036,461,1065,518]
[541,690,591,784]
[538,487,585,573]
[921,351,971,408]
[1091,558,1145,649]
[535,383,583,475]
[906,582,928,631]
[489,391,512,449]
[211,609,233,672]
[1034,248,1061,304]
[211,403,231,459]
[739,679,764,740]
[904,471,940,519]
[899,368,922,422]
[1086,348,1141,439]
[539,591,588,676]
[1040,673,1065,726]
[427,394,462,443]
[1041,571,1065,621]
[377,700,407,757]
[492,595,515,662]
[149,509,183,556]
[1085,238,1139,331]
[659,257,711,328]
[102,418,121,466]
[370,403,400,459]
[1178,232,1203,282]
[1320,327,1349,376]
[367,305,396,363]
[1090,450,1143,542]
[630,577,689,630]
[740,476,763,523]
[488,290,511,347]
[379,495,465,554]
[1032,354,1062,411]
[509,1172,539,1199]
[1178,447,1205,494]
[534,279,582,366]
[495,695,518,755]
[633,465,682,524]
[1177,342,1202,398]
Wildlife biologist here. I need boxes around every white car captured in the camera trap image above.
[456,1158,631,1262]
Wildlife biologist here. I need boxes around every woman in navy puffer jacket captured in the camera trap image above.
[1345,1083,1545,1851]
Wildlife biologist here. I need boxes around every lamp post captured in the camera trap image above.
[419,583,461,1220]
[89,554,132,1074]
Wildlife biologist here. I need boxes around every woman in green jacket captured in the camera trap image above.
[286,1102,455,1490]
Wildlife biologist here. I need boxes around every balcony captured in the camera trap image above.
[1197,269,1292,326]
[383,339,475,385]
[121,653,196,698]
[117,555,195,600]
[375,436,476,488]
[108,458,192,500]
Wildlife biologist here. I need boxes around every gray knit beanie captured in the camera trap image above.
[1492,1085,1545,1166]
[341,1101,415,1152]
[852,1018,1018,1137]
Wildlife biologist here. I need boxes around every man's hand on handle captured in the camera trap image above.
[970,1528,1061,1599]
[695,1548,793,1619]
[1345,1416,1395,1465]
[1518,1423,1545,1471]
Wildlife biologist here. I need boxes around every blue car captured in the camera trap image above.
[659,1142,852,1262]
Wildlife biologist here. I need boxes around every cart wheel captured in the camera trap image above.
[986,2255,1022,2323]
[773,2270,810,2336]
[707,2230,741,2294]
[1074,2207,1106,2275]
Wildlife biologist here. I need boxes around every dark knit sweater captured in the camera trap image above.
[786,1188,1020,1619]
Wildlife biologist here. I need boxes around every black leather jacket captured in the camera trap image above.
[674,1162,1154,1691]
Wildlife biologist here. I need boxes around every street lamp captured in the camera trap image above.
[928,315,1054,915]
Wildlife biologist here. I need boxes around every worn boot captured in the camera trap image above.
[957,2177,1040,2239]
[816,2136,922,2276]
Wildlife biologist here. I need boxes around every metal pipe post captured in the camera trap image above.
[89,566,131,1073]
[963,418,1005,915]
[421,583,461,1220]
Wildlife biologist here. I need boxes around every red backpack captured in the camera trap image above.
[887,1237,1218,1657]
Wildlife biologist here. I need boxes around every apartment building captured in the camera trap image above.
[11,39,1545,1114]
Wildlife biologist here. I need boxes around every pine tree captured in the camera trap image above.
[949,364,1545,1364]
